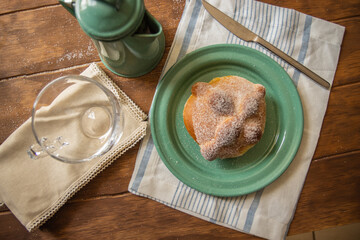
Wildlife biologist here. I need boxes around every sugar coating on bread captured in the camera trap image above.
[184,76,266,161]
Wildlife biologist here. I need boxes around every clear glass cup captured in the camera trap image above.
[27,75,124,163]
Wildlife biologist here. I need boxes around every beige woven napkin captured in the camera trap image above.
[0,63,147,231]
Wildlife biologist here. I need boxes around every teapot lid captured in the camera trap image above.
[75,0,145,41]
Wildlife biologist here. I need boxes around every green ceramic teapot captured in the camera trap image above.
[59,0,165,77]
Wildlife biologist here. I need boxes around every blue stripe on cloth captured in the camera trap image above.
[178,185,187,207]
[183,188,193,208]
[223,197,237,223]
[209,197,218,217]
[176,0,202,61]
[173,182,186,207]
[186,189,196,208]
[267,5,280,60]
[244,0,254,32]
[233,0,246,45]
[170,181,182,206]
[200,195,210,215]
[285,11,300,72]
[244,0,255,47]
[282,10,294,57]
[251,3,263,50]
[243,189,264,232]
[235,0,246,44]
[251,1,268,52]
[275,7,286,48]
[282,9,292,54]
[180,185,191,207]
[208,197,219,223]
[293,15,312,86]
[277,8,294,68]
[256,2,272,53]
[277,7,286,46]
[277,8,289,66]
[256,0,265,35]
[206,197,214,216]
[226,0,239,43]
[234,195,247,227]
[211,197,224,222]
[226,197,242,224]
[195,192,205,212]
[263,3,274,42]
[220,198,231,222]
[202,196,211,216]
[190,191,200,211]
[230,0,243,44]
[131,136,154,192]
[230,196,246,226]
[247,0,259,49]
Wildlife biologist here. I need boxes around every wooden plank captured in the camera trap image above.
[0,193,261,240]
[314,82,360,159]
[1,0,358,21]
[0,1,184,80]
[0,5,98,79]
[0,150,358,239]
[0,1,58,15]
[288,151,360,234]
[260,0,360,21]
[332,17,360,87]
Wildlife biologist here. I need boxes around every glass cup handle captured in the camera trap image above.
[27,136,69,160]
[27,143,47,159]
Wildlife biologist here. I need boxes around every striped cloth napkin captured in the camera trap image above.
[129,0,345,239]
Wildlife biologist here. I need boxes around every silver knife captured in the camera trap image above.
[202,0,330,89]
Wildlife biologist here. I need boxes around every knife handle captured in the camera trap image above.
[255,36,330,89]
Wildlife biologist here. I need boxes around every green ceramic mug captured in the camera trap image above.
[59,0,165,77]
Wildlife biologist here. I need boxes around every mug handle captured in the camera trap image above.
[27,143,47,159]
[27,136,69,160]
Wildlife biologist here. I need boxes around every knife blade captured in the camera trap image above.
[202,0,330,89]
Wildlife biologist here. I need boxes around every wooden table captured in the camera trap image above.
[0,0,359,239]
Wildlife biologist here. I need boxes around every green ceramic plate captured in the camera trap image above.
[150,44,303,196]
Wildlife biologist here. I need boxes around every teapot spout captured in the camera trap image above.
[59,0,76,17]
